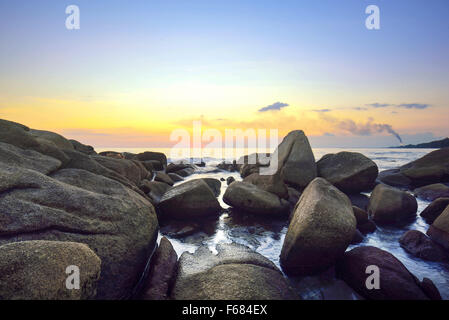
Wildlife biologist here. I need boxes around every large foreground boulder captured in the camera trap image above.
[223,181,289,216]
[317,152,378,193]
[367,184,417,225]
[379,148,449,188]
[0,164,159,299]
[29,129,74,150]
[0,119,69,164]
[280,178,356,276]
[420,198,449,224]
[0,141,61,175]
[336,246,440,300]
[141,237,178,300]
[0,240,101,300]
[171,243,297,300]
[274,130,317,188]
[158,179,221,220]
[399,230,447,262]
[427,205,449,250]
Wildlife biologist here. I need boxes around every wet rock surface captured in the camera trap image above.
[158,179,222,220]
[171,243,298,300]
[223,181,289,216]
[280,178,356,276]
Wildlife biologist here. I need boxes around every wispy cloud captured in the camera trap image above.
[366,103,392,108]
[313,108,332,113]
[258,102,289,112]
[365,102,431,110]
[397,103,430,109]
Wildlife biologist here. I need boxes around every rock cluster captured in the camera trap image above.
[1,119,446,301]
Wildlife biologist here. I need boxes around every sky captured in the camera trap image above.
[0,0,448,148]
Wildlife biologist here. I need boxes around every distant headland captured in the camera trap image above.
[391,137,449,149]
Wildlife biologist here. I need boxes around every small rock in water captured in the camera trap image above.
[223,181,289,216]
[399,230,447,262]
[226,176,235,185]
[357,220,377,234]
[158,179,222,220]
[195,161,206,167]
[217,160,238,172]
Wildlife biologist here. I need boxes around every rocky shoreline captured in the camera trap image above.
[1,119,449,300]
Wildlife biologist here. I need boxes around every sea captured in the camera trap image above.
[97,147,449,300]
